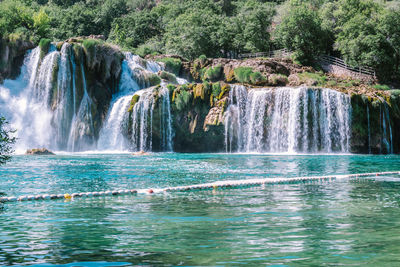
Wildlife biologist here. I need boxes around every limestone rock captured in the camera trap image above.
[25,148,55,155]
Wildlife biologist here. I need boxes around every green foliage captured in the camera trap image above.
[212,82,221,97]
[0,0,34,40]
[203,65,222,81]
[249,71,266,84]
[39,38,51,58]
[0,117,16,165]
[167,84,176,94]
[174,89,191,111]
[109,10,161,49]
[157,57,182,75]
[33,8,50,39]
[298,72,327,86]
[234,67,253,83]
[373,84,391,91]
[145,73,161,87]
[159,71,177,84]
[127,94,140,113]
[274,2,328,65]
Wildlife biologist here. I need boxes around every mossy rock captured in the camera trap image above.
[159,71,177,84]
[39,38,51,59]
[127,94,140,113]
[203,64,222,82]
[268,74,288,86]
[144,73,161,87]
[234,67,253,83]
[157,57,182,75]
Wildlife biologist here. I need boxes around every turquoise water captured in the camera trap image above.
[1,153,400,266]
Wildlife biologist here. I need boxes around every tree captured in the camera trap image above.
[274,2,328,64]
[231,1,275,53]
[0,117,16,165]
[164,8,222,59]
[379,8,400,79]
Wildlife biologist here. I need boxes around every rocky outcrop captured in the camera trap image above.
[25,148,55,155]
[0,38,35,83]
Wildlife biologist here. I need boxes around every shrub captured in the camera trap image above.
[135,44,155,58]
[167,84,176,94]
[203,64,222,81]
[39,38,51,58]
[249,71,266,84]
[159,71,177,84]
[157,57,182,75]
[234,67,253,83]
[212,82,221,97]
[174,90,191,111]
[373,84,391,91]
[269,74,288,86]
[145,73,161,87]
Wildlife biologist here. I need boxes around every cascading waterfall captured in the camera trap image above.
[130,89,155,151]
[0,43,98,152]
[224,85,248,152]
[379,98,393,154]
[97,53,174,152]
[367,104,371,154]
[224,86,352,153]
[0,47,54,152]
[159,85,173,151]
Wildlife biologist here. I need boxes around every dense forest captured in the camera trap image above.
[0,0,399,82]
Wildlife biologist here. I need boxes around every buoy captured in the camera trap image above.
[148,189,154,194]
[64,194,72,200]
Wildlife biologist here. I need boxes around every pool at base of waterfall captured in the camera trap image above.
[1,153,400,266]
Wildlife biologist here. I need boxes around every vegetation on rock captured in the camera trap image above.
[0,117,15,165]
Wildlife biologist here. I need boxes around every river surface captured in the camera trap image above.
[1,153,400,266]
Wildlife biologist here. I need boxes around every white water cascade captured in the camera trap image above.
[0,43,98,152]
[97,53,174,152]
[224,86,352,153]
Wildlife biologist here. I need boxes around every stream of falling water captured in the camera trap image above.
[225,86,352,153]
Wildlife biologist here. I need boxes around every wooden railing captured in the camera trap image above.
[238,49,291,59]
[319,54,376,78]
[237,50,376,79]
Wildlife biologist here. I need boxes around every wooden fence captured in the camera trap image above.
[319,54,376,78]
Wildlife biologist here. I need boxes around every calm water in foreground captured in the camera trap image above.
[1,153,400,266]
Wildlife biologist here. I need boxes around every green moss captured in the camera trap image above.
[203,64,222,82]
[327,80,337,87]
[234,67,253,83]
[212,82,221,97]
[298,72,328,86]
[159,71,177,84]
[373,84,391,91]
[198,54,207,64]
[39,38,51,59]
[269,74,289,86]
[127,94,140,113]
[174,89,192,111]
[157,57,182,75]
[249,71,266,84]
[167,84,176,95]
[145,73,161,87]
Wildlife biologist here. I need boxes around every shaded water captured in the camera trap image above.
[1,154,400,266]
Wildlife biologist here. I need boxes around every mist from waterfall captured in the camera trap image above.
[225,86,352,153]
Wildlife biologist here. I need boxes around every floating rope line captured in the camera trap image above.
[1,171,400,204]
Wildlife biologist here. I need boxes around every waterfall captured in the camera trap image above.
[367,104,371,154]
[379,99,393,154]
[97,52,175,152]
[0,47,54,152]
[224,86,352,153]
[159,85,173,151]
[224,85,247,152]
